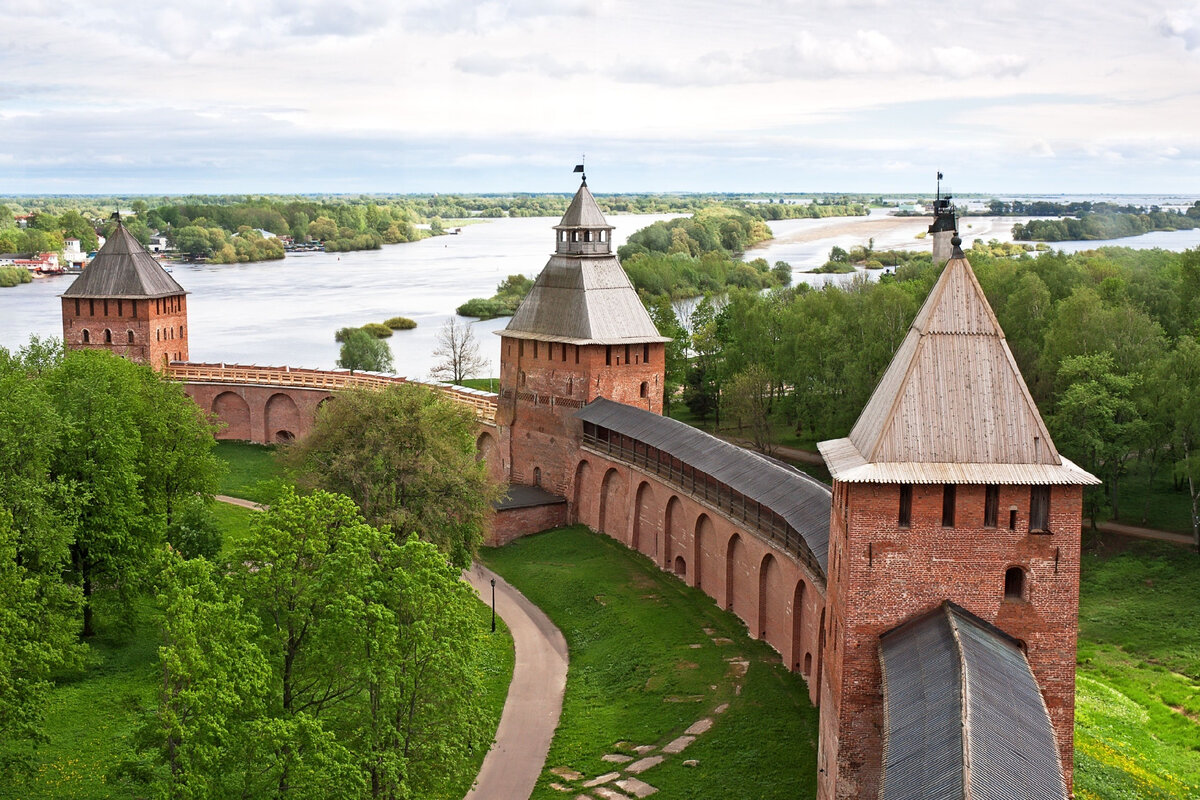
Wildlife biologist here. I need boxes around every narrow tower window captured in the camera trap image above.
[643,343,650,363]
[127,330,134,344]
[103,329,112,344]
[898,484,912,528]
[1004,567,1026,600]
[639,381,648,398]
[74,299,80,315]
[941,484,956,528]
[984,485,999,528]
[1030,486,1051,532]
[606,346,612,366]
[81,329,89,343]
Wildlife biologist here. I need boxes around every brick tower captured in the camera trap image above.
[815,240,1098,799]
[495,175,669,495]
[61,220,189,370]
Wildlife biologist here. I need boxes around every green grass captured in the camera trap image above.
[1074,540,1200,798]
[1109,459,1195,534]
[458,377,500,393]
[1,607,158,800]
[212,498,257,553]
[213,440,284,502]
[481,526,818,800]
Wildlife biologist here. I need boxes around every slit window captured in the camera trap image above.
[127,330,134,343]
[1030,486,1051,532]
[984,485,999,528]
[898,484,912,528]
[606,346,612,366]
[643,343,650,363]
[941,484,956,528]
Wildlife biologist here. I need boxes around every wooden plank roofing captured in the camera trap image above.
[819,251,1099,485]
[61,223,185,300]
[576,397,831,575]
[555,183,612,230]
[879,602,1068,800]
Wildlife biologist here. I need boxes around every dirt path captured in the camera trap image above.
[214,494,263,510]
[1089,519,1194,547]
[463,562,568,800]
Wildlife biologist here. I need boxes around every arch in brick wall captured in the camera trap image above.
[694,513,714,591]
[265,392,301,443]
[758,552,788,645]
[572,459,593,523]
[792,579,808,673]
[212,391,251,440]
[663,494,686,571]
[598,468,626,541]
[476,431,498,464]
[632,481,656,560]
[726,533,749,619]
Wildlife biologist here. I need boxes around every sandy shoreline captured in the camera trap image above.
[747,215,929,249]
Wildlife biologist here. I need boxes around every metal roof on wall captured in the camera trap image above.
[576,397,830,574]
[62,223,186,299]
[880,602,1068,800]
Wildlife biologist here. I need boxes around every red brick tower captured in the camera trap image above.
[815,241,1098,799]
[495,176,670,495]
[61,220,189,370]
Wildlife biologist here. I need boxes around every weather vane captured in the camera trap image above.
[573,155,586,186]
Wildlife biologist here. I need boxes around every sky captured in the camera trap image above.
[3,0,1200,194]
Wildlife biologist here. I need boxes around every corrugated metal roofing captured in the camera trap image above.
[576,398,830,574]
[821,254,1099,487]
[556,183,612,230]
[880,602,1068,800]
[502,254,670,345]
[496,483,567,510]
[62,223,186,299]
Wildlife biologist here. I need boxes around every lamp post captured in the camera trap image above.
[490,578,496,633]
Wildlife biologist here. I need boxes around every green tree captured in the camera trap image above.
[309,216,338,241]
[1158,337,1200,550]
[648,296,687,413]
[337,328,394,374]
[284,385,499,567]
[1051,353,1148,525]
[721,365,776,454]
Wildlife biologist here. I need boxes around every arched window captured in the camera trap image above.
[1004,567,1026,600]
[127,330,134,343]
[81,329,90,343]
[103,329,112,344]
[639,381,648,398]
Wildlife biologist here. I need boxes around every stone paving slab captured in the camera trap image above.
[662,735,694,754]
[616,777,659,797]
[583,771,620,788]
[715,703,729,714]
[626,755,664,774]
[685,717,714,736]
[602,753,633,763]
[594,787,635,800]
[552,767,583,781]
[633,744,656,754]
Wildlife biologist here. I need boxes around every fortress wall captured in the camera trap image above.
[571,448,827,705]
[183,382,332,444]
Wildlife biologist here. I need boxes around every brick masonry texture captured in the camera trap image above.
[61,294,189,369]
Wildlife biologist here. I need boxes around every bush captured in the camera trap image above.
[456,297,514,320]
[0,266,32,288]
[334,326,360,343]
[383,316,417,330]
[360,322,393,338]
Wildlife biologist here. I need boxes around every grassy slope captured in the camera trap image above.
[482,526,818,800]
[1075,540,1200,799]
[213,440,284,502]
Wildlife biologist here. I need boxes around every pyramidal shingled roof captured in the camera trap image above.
[62,223,186,299]
[818,250,1098,485]
[555,182,612,230]
[501,182,669,346]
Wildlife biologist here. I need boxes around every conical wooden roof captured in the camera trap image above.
[555,182,612,230]
[818,250,1098,485]
[62,223,185,299]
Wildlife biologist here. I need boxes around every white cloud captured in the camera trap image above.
[1159,4,1200,50]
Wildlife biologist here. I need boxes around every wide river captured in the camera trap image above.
[2,210,1198,378]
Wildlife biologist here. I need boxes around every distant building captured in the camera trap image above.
[147,233,169,253]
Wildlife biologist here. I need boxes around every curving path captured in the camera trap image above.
[463,562,569,800]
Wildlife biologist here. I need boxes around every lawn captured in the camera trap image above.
[1074,539,1200,799]
[457,377,500,393]
[482,526,818,800]
[1107,459,1195,534]
[213,439,284,502]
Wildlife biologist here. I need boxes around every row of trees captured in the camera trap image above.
[174,225,286,262]
[1013,208,1200,242]
[655,244,1200,547]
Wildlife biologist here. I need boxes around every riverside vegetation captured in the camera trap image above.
[0,343,509,799]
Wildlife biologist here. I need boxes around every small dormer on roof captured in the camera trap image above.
[554,178,614,257]
[818,241,1099,486]
[62,221,186,300]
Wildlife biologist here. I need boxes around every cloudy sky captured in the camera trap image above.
[3,0,1199,194]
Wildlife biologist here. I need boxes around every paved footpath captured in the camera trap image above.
[463,562,569,800]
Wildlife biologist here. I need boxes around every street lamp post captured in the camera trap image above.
[490,577,496,633]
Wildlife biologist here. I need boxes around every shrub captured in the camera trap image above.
[383,316,417,330]
[0,266,32,288]
[360,322,393,338]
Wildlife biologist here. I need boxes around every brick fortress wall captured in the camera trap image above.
[61,294,189,369]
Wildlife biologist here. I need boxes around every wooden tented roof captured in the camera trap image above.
[818,250,1099,485]
[555,182,612,230]
[62,223,185,300]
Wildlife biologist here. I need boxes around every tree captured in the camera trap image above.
[284,385,499,567]
[648,296,687,413]
[722,365,776,455]
[309,216,338,241]
[338,328,394,374]
[430,317,487,384]
[1159,337,1200,550]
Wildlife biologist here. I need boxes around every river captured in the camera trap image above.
[3,209,1198,377]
